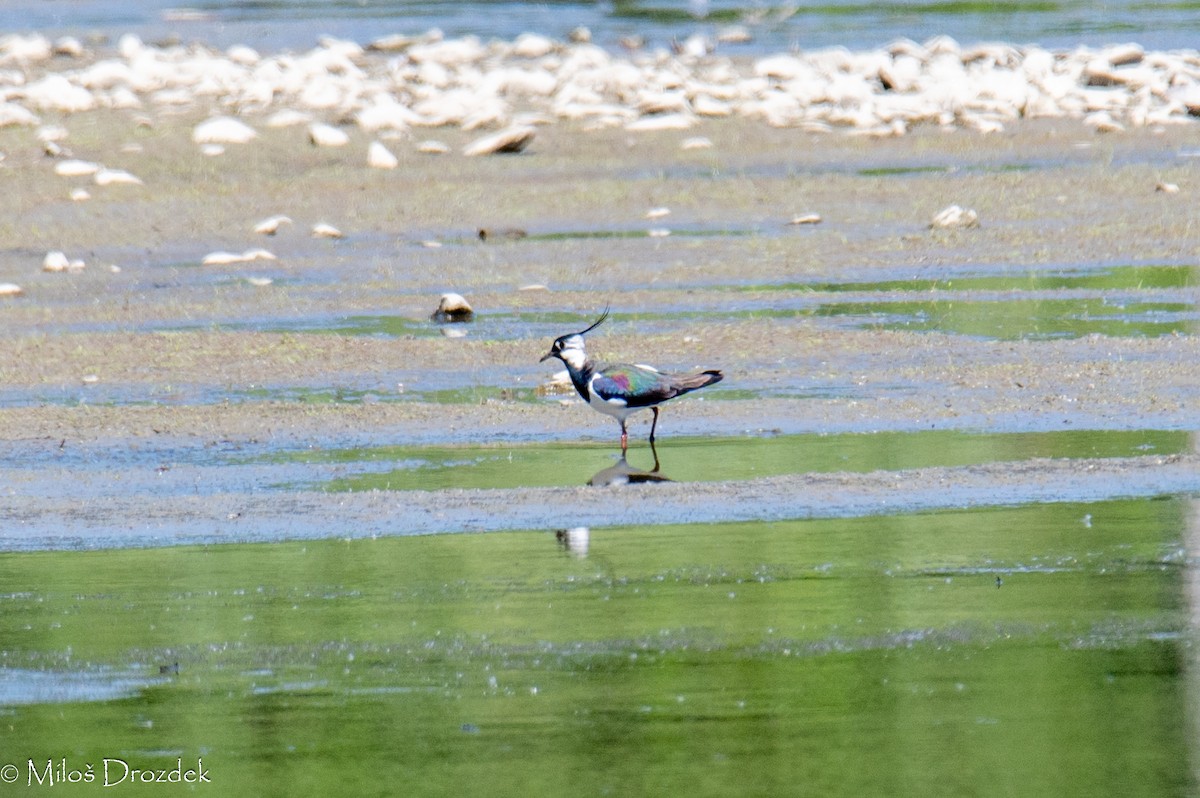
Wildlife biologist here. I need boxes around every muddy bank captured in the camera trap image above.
[3,103,1200,548]
[1,453,1196,551]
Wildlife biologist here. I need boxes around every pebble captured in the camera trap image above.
[311,222,344,238]
[193,116,258,144]
[54,159,101,176]
[309,122,350,147]
[254,215,293,235]
[367,140,399,169]
[431,292,474,322]
[788,213,823,225]
[463,125,536,156]
[93,168,142,186]
[929,204,980,229]
[0,283,24,296]
[202,249,276,265]
[36,125,68,142]
[42,251,85,272]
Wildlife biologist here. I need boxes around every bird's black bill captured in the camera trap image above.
[539,352,556,362]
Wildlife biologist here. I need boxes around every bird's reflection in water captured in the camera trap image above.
[556,444,673,558]
[587,441,672,487]
[554,526,590,557]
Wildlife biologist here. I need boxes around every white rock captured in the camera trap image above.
[54,159,101,176]
[367,140,399,169]
[417,140,450,155]
[788,213,823,225]
[193,116,257,144]
[680,136,713,150]
[42,251,71,272]
[367,33,416,52]
[1105,43,1144,67]
[463,125,536,156]
[202,251,245,266]
[717,26,753,44]
[0,283,24,296]
[645,207,671,219]
[69,188,90,201]
[201,249,276,265]
[1084,110,1125,132]
[356,98,418,131]
[929,204,980,229]
[693,94,733,117]
[241,248,277,261]
[625,113,696,132]
[36,124,68,142]
[431,292,474,322]
[227,44,261,66]
[254,215,293,235]
[0,102,40,127]
[25,74,95,112]
[512,33,556,59]
[116,33,143,60]
[755,55,806,80]
[309,122,350,147]
[94,168,143,186]
[312,223,344,238]
[409,37,486,66]
[0,33,52,64]
[677,34,712,59]
[265,109,312,128]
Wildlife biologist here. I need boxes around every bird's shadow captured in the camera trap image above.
[587,440,672,486]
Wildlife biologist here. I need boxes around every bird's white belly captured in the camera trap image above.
[585,384,644,422]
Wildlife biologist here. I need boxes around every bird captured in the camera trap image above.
[540,309,723,450]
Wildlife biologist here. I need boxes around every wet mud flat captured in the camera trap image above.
[3,110,1200,546]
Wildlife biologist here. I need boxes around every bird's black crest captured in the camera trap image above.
[573,306,609,337]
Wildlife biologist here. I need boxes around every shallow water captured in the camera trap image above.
[267,428,1190,492]
[0,497,1194,795]
[13,0,1200,55]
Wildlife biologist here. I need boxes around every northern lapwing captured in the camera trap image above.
[540,309,723,450]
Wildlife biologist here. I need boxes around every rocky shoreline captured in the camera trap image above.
[2,29,1199,152]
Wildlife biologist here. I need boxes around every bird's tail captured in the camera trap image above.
[676,369,723,394]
